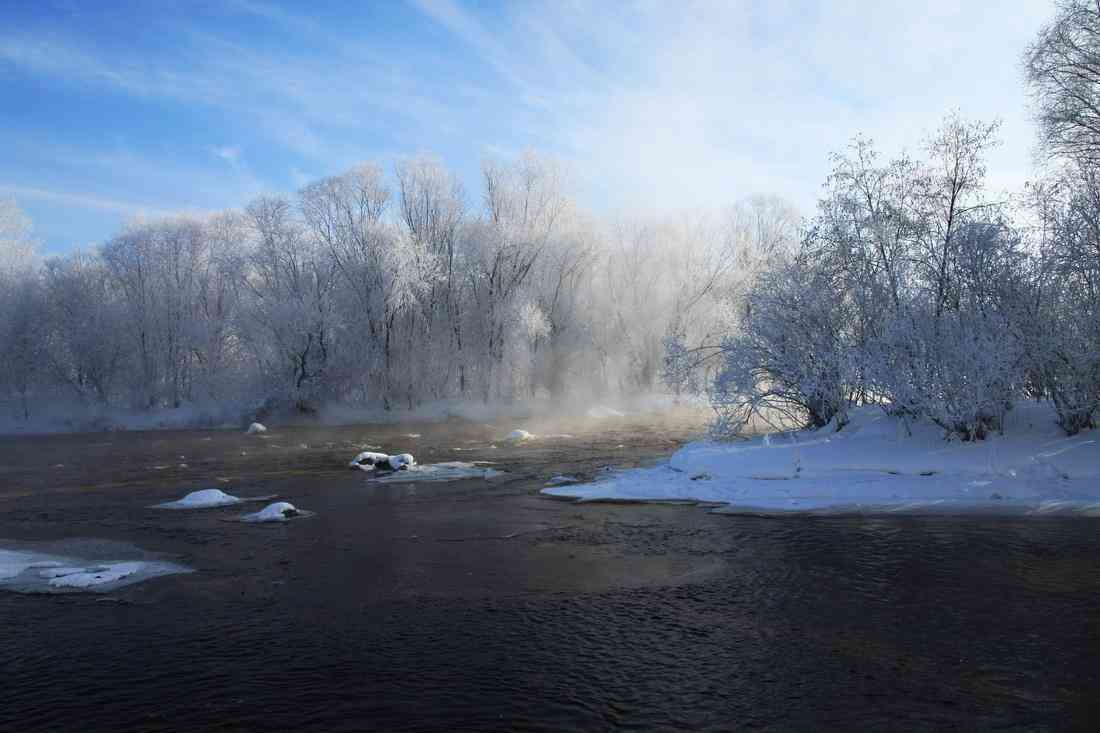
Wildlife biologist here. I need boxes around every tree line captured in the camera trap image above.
[0,153,794,424]
[676,0,1100,440]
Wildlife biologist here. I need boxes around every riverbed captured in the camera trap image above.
[1,412,1098,730]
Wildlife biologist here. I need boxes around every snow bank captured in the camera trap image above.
[368,461,505,483]
[543,402,1100,514]
[152,488,276,509]
[246,422,267,434]
[241,501,308,523]
[0,545,190,594]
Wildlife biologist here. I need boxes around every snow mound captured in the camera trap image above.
[241,501,308,523]
[506,429,535,442]
[368,461,505,483]
[0,544,190,594]
[152,488,276,509]
[543,401,1100,514]
[246,422,267,434]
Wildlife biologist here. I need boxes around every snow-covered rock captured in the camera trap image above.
[241,501,304,523]
[246,422,267,434]
[544,401,1100,514]
[348,451,391,469]
[388,453,415,469]
[348,451,415,471]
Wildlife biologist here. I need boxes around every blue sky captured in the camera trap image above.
[1,0,1055,253]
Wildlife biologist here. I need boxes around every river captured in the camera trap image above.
[1,412,1098,730]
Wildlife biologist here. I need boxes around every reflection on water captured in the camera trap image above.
[1,414,1098,730]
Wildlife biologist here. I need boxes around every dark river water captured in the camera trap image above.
[1,412,1099,731]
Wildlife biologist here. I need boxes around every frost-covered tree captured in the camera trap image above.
[0,151,802,424]
[42,253,127,404]
[1025,0,1100,166]
[711,251,858,433]
[662,197,798,398]
[709,115,1028,440]
[1018,171,1100,434]
[0,199,41,418]
[472,152,569,399]
[242,196,339,410]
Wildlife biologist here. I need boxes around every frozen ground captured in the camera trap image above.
[543,401,1100,514]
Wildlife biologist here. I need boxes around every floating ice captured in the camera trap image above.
[506,429,535,442]
[368,461,504,483]
[246,422,267,434]
[546,474,580,486]
[40,561,150,589]
[241,501,309,523]
[0,541,191,594]
[152,488,276,509]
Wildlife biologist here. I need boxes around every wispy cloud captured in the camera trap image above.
[0,183,171,217]
[409,0,1052,213]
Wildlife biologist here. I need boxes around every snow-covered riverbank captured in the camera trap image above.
[543,402,1100,514]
